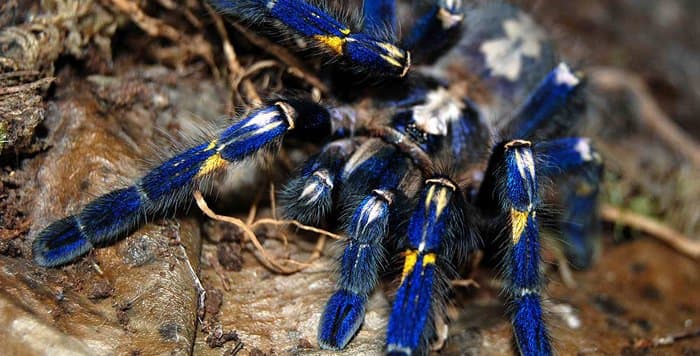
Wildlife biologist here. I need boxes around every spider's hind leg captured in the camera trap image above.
[33,99,333,267]
[536,137,603,269]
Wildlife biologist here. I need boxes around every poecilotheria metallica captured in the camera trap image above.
[32,0,603,354]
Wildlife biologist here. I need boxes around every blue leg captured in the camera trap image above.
[318,188,395,349]
[280,139,358,225]
[507,63,583,140]
[386,177,467,355]
[319,150,409,349]
[402,0,464,64]
[536,137,603,269]
[33,100,332,267]
[210,0,410,77]
[501,140,551,356]
[363,0,397,39]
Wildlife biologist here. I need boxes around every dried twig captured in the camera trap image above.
[228,21,329,94]
[194,190,337,274]
[251,218,342,240]
[601,204,700,259]
[634,327,700,349]
[106,0,217,74]
[0,77,54,95]
[204,4,262,106]
[451,279,480,288]
[589,67,700,168]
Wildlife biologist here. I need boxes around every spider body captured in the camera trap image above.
[32,0,602,355]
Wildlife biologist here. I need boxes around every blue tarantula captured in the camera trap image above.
[33,0,602,354]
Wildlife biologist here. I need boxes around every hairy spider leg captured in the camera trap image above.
[491,140,552,356]
[402,0,464,64]
[507,62,583,140]
[33,100,333,267]
[280,139,358,226]
[362,0,397,39]
[318,144,410,349]
[209,0,410,77]
[535,137,603,269]
[501,62,603,268]
[386,177,465,355]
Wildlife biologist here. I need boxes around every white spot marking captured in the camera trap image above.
[413,87,463,136]
[480,13,545,81]
[555,62,580,87]
[241,108,280,129]
[574,138,593,162]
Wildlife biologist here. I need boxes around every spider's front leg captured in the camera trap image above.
[210,0,410,77]
[33,100,332,267]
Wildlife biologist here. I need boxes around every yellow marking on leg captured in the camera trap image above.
[314,35,346,55]
[424,184,452,218]
[197,153,228,177]
[205,140,218,151]
[434,187,451,218]
[422,253,436,267]
[511,208,529,244]
[425,184,436,210]
[401,250,418,282]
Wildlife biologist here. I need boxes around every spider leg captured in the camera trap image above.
[33,100,333,267]
[280,138,358,225]
[479,140,551,356]
[363,0,398,38]
[210,0,410,77]
[318,145,410,349]
[536,138,603,269]
[402,0,464,64]
[500,62,600,268]
[386,177,467,355]
[506,62,583,140]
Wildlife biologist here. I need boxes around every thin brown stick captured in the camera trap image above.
[451,279,480,289]
[204,3,262,106]
[589,67,700,168]
[634,327,700,349]
[229,21,329,95]
[194,191,336,274]
[232,60,279,89]
[0,77,54,95]
[107,0,218,75]
[269,182,278,220]
[107,0,181,40]
[600,204,700,259]
[251,218,343,240]
[0,70,40,81]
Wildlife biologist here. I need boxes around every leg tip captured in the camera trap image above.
[32,216,93,267]
[318,290,367,350]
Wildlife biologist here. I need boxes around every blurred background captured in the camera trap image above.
[1,0,698,354]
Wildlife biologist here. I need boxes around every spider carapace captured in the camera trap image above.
[33,0,602,354]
